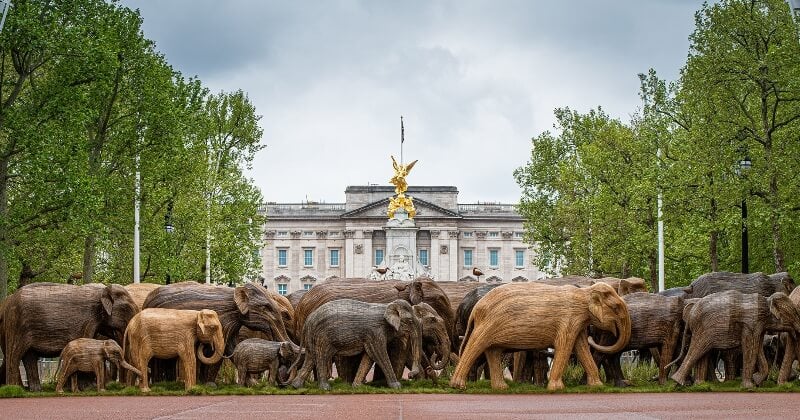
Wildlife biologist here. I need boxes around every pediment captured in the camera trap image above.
[341,197,461,219]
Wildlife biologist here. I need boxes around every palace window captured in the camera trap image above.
[330,249,340,267]
[419,249,429,266]
[489,249,499,267]
[463,232,473,238]
[303,283,313,291]
[303,231,314,237]
[515,249,525,268]
[489,232,499,238]
[276,231,288,237]
[375,249,384,266]
[277,249,288,267]
[463,249,473,267]
[277,283,288,295]
[303,248,314,267]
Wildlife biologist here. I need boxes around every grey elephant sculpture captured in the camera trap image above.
[56,338,142,393]
[0,283,139,391]
[593,292,685,386]
[670,290,800,388]
[291,299,422,391]
[225,338,304,387]
[354,302,451,386]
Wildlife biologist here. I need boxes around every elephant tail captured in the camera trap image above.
[666,303,694,369]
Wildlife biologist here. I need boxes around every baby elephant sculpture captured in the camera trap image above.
[225,338,304,386]
[56,338,142,393]
[124,308,225,392]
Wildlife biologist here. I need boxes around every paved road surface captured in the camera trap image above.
[0,393,796,419]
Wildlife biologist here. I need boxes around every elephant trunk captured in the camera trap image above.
[588,306,631,354]
[430,330,451,370]
[408,323,423,378]
[120,359,142,379]
[278,348,305,387]
[197,332,225,365]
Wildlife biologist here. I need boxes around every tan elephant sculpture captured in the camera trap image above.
[123,308,225,392]
[450,282,631,391]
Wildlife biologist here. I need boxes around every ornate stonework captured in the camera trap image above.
[476,231,488,239]
[264,231,276,239]
[343,230,355,239]
[502,231,513,239]
[290,230,302,239]
[316,231,328,239]
[429,229,440,239]
[440,245,449,254]
[448,231,459,239]
[354,244,363,254]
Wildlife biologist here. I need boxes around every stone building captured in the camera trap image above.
[259,185,542,295]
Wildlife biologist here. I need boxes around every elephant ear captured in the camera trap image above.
[197,311,208,336]
[768,293,800,329]
[234,286,250,315]
[409,280,424,304]
[101,286,114,316]
[384,302,403,331]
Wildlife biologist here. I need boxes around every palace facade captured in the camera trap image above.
[258,185,542,295]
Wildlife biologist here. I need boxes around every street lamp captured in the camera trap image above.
[165,201,174,284]
[738,156,751,274]
[0,1,11,33]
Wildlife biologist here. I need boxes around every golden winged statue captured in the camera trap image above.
[388,155,418,219]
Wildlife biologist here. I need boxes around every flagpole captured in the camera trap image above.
[400,116,404,165]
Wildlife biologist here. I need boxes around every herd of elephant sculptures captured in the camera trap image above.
[0,271,798,394]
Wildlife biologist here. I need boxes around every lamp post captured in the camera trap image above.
[738,156,751,274]
[0,1,11,33]
[164,201,174,284]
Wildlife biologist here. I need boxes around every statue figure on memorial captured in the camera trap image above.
[388,155,418,219]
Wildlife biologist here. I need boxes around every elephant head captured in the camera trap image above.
[585,283,631,353]
[236,284,291,344]
[99,284,140,343]
[395,278,455,344]
[385,300,423,378]
[102,339,142,379]
[767,292,800,332]
[195,309,225,365]
[413,303,450,370]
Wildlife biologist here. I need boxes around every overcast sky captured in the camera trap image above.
[120,0,700,204]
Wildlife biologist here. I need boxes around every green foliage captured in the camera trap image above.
[516,0,800,286]
[0,0,266,297]
[0,385,26,398]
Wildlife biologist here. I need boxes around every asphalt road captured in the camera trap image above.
[0,393,797,419]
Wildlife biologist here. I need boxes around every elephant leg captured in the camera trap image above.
[548,335,576,391]
[352,353,373,387]
[450,328,489,389]
[365,342,400,389]
[95,360,105,392]
[484,348,507,390]
[754,345,769,387]
[671,342,706,386]
[70,373,79,393]
[694,353,710,384]
[511,351,526,383]
[658,343,674,385]
[723,350,738,382]
[532,352,549,386]
[315,353,332,391]
[22,352,41,392]
[291,350,315,389]
[138,356,151,393]
[56,359,73,394]
[574,335,602,387]
[778,334,796,384]
[181,355,197,390]
[606,353,626,387]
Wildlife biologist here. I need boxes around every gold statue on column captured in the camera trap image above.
[388,155,418,219]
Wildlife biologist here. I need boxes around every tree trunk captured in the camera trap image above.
[0,156,8,298]
[82,235,96,284]
[647,252,657,292]
[770,176,786,272]
[709,230,718,272]
[18,261,35,287]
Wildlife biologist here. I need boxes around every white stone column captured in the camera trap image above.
[344,229,355,278]
[363,229,373,276]
[430,230,440,280]
[448,230,459,282]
